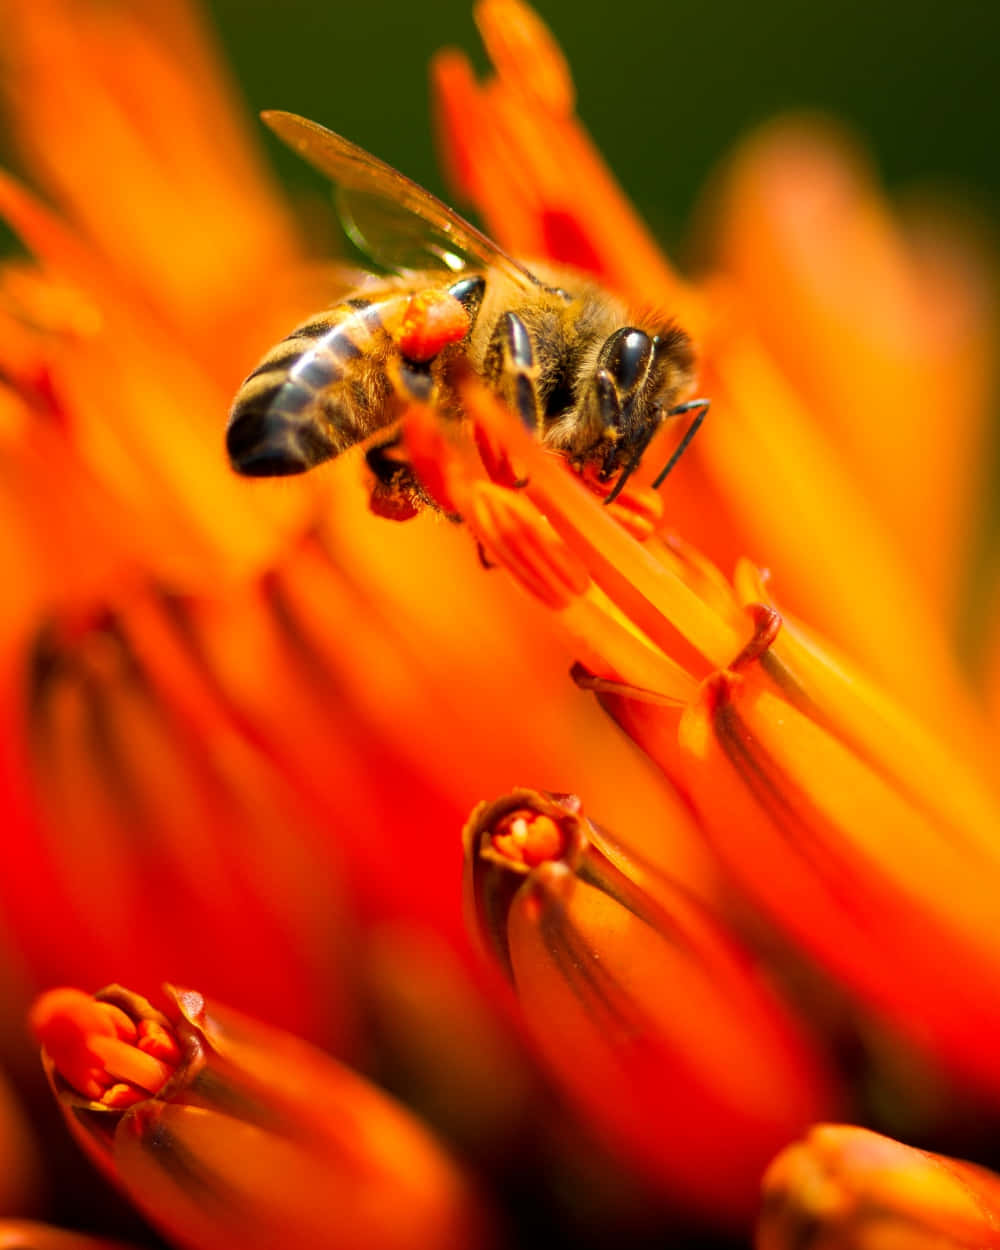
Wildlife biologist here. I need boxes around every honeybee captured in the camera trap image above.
[227,111,707,511]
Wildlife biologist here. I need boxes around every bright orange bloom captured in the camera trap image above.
[31,985,485,1250]
[463,788,837,1224]
[434,3,996,744]
[759,1125,1000,1250]
[415,0,1000,1104]
[0,0,997,1247]
[0,0,707,1055]
[408,318,1000,1103]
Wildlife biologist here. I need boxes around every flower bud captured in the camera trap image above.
[463,788,837,1225]
[758,1125,1000,1250]
[32,984,486,1250]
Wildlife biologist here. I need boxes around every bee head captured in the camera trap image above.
[582,324,694,495]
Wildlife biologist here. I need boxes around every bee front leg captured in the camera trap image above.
[483,312,542,433]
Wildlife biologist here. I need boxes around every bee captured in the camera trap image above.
[227,111,708,511]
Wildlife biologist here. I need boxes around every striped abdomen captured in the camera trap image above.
[226,297,397,477]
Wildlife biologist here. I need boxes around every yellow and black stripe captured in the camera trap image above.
[226,297,392,477]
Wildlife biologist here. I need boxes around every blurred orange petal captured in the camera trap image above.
[0,0,299,349]
[711,120,998,619]
[759,1125,1000,1250]
[1,592,357,1052]
[425,367,1000,1100]
[0,1223,138,1250]
[464,789,838,1224]
[34,984,488,1250]
[432,0,689,312]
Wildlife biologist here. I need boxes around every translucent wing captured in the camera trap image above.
[262,111,539,288]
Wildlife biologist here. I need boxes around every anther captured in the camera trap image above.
[490,808,568,867]
[30,987,182,1108]
[731,604,783,671]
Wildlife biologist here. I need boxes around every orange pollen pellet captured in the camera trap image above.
[397,291,470,362]
[29,987,182,1106]
[491,809,568,867]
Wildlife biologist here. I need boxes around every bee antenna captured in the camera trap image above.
[650,398,710,491]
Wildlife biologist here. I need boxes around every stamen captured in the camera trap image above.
[560,590,698,705]
[469,483,590,611]
[400,398,474,516]
[731,604,783,670]
[137,1018,183,1065]
[579,463,665,541]
[89,1036,173,1095]
[30,987,181,1108]
[490,809,568,867]
[471,412,529,491]
[458,373,744,668]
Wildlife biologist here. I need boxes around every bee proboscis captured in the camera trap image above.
[226,110,708,512]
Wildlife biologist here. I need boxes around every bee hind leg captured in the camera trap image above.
[365,430,433,522]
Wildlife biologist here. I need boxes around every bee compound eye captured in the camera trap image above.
[599,328,653,396]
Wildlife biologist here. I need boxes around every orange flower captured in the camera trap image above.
[412,0,1000,1103]
[31,985,485,1250]
[758,1125,1000,1250]
[0,0,997,1247]
[434,2,996,742]
[0,0,706,1051]
[408,299,1000,1101]
[463,788,837,1224]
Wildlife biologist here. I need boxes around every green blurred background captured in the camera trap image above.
[207,0,999,256]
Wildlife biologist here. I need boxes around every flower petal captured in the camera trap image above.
[35,985,487,1250]
[464,789,837,1224]
[759,1125,1000,1250]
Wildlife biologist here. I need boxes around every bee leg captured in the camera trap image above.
[365,430,432,522]
[591,369,622,463]
[651,398,710,489]
[391,357,435,403]
[483,312,542,432]
[580,370,642,506]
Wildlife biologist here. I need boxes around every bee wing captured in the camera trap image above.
[262,110,540,289]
